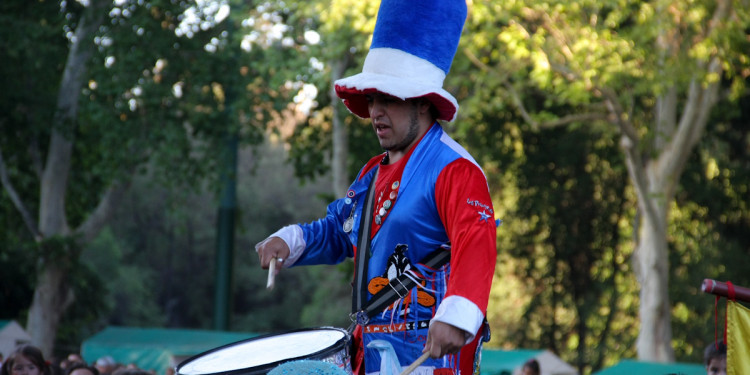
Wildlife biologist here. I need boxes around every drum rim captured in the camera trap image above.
[175,326,349,375]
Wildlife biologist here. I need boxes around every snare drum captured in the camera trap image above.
[176,327,352,375]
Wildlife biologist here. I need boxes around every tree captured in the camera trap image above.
[0,0,314,354]
[1,0,118,355]
[286,0,382,190]
[458,0,749,361]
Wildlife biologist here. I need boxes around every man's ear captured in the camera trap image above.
[418,99,432,115]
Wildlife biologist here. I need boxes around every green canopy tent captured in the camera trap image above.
[480,349,578,375]
[592,360,705,375]
[81,326,259,375]
[82,327,582,375]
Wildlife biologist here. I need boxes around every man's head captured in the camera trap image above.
[704,340,726,375]
[366,93,433,155]
[334,0,467,122]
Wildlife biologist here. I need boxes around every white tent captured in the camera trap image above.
[481,348,578,375]
[0,320,32,359]
[519,350,579,375]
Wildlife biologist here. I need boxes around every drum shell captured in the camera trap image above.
[175,327,351,375]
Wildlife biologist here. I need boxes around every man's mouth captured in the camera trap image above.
[374,123,390,137]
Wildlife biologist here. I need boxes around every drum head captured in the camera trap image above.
[176,328,348,375]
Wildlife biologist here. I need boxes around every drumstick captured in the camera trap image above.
[399,352,430,375]
[266,258,277,289]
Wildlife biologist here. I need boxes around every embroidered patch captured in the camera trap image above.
[466,198,493,213]
[364,320,430,333]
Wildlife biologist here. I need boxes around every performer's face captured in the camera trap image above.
[366,93,428,156]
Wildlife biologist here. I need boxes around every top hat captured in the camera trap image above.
[334,0,467,122]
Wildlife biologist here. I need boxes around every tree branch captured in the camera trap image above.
[0,146,43,241]
[40,0,109,236]
[661,58,722,180]
[598,86,665,235]
[658,0,729,181]
[504,82,608,129]
[75,180,130,243]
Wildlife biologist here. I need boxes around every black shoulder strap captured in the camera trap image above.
[352,168,379,315]
[360,245,450,322]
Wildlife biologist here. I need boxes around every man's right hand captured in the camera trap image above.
[255,237,291,270]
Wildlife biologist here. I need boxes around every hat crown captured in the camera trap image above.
[333,0,468,121]
[371,0,467,75]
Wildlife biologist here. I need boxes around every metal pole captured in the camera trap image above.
[214,135,237,331]
[213,16,239,331]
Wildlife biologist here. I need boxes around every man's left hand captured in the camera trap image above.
[423,321,467,358]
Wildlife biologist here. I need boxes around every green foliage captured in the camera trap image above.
[285,0,381,183]
[668,94,750,362]
[469,97,639,372]
[232,140,353,331]
[0,240,36,320]
[454,0,750,371]
[56,245,112,356]
[2,0,340,351]
[2,0,750,371]
[72,140,350,335]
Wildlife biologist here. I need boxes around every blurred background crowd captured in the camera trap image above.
[0,345,163,375]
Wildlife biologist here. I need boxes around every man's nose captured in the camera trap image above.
[368,98,385,118]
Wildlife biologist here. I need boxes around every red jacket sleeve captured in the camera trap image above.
[435,158,497,312]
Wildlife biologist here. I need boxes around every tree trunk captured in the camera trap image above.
[26,263,75,356]
[634,183,674,361]
[329,58,349,197]
[25,0,108,357]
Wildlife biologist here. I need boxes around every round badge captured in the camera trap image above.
[383,200,392,210]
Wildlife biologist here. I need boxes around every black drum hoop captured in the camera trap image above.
[175,327,349,375]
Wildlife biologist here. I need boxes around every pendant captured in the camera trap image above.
[343,217,354,233]
[343,200,357,233]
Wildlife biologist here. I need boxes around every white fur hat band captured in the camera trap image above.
[334,0,467,122]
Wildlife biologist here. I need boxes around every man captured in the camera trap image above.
[255,1,497,374]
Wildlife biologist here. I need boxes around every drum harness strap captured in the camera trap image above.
[349,167,451,333]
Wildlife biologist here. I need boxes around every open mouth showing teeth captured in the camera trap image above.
[375,123,389,135]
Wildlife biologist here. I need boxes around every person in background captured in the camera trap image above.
[0,345,51,375]
[704,340,727,375]
[64,363,98,375]
[65,355,84,367]
[57,353,85,373]
[520,358,540,375]
[93,357,116,375]
[111,368,153,375]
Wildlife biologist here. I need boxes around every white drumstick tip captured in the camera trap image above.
[267,258,277,289]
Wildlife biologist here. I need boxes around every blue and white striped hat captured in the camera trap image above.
[334,0,467,122]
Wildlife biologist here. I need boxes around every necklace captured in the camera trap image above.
[343,200,357,233]
[373,178,400,226]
